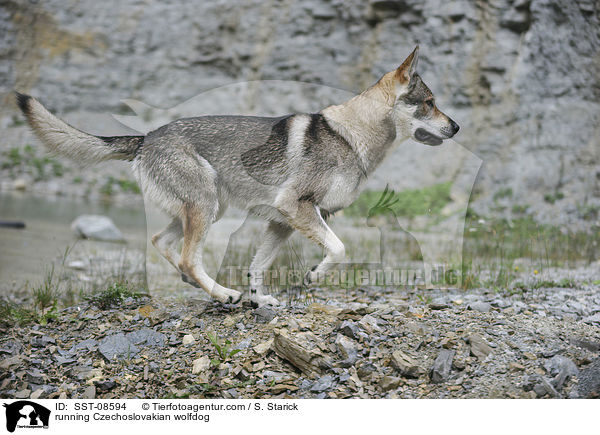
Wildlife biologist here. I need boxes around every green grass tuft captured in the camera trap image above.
[345,182,452,219]
[86,281,144,309]
[493,187,513,201]
[205,331,242,366]
[0,300,38,326]
[100,176,141,196]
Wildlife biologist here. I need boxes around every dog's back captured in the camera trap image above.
[136,113,365,216]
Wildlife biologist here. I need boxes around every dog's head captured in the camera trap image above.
[385,46,459,145]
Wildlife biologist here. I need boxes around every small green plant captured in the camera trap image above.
[544,192,564,204]
[511,204,529,214]
[100,177,114,196]
[531,278,576,289]
[100,176,141,195]
[0,246,86,326]
[557,278,577,288]
[577,204,599,221]
[116,177,141,194]
[493,187,513,201]
[346,182,452,219]
[192,383,218,396]
[30,156,64,181]
[367,184,399,218]
[86,281,143,309]
[464,213,599,271]
[32,265,57,310]
[483,254,516,289]
[512,278,577,292]
[0,265,62,326]
[506,284,525,296]
[10,114,25,127]
[23,144,36,157]
[0,300,37,326]
[51,160,64,177]
[461,267,481,290]
[1,145,64,180]
[2,147,23,168]
[205,332,242,366]
[416,293,432,305]
[31,265,60,325]
[31,157,45,180]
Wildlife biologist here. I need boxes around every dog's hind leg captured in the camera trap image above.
[178,204,242,304]
[281,201,345,286]
[151,217,183,271]
[248,220,293,307]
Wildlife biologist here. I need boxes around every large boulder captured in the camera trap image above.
[71,215,125,242]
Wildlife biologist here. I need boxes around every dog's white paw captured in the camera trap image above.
[249,292,280,308]
[215,288,242,305]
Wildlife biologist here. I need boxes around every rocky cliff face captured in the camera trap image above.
[1,0,599,227]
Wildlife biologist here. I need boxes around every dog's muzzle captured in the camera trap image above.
[415,128,443,146]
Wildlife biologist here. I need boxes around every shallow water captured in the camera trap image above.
[0,192,282,298]
[0,192,147,294]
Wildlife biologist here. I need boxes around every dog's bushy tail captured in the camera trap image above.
[15,92,144,165]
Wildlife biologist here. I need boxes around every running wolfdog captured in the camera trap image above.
[16,46,459,307]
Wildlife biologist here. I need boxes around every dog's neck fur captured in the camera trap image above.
[321,72,408,175]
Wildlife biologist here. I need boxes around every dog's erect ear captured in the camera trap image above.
[395,45,419,84]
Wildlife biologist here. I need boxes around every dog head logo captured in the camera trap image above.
[3,401,50,432]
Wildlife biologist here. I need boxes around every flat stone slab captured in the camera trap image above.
[98,333,139,361]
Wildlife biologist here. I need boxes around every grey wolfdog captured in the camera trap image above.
[16,46,459,307]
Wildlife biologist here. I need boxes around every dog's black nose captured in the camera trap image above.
[449,118,460,135]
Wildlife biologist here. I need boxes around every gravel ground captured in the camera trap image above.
[2,274,600,400]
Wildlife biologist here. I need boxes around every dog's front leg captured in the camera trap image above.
[248,221,293,307]
[281,201,345,287]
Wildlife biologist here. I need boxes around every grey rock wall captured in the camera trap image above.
[1,0,599,227]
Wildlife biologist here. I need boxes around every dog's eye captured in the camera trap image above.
[425,99,434,109]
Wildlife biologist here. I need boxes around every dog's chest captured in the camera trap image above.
[319,173,364,211]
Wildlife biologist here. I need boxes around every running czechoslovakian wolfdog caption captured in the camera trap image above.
[16,46,459,308]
